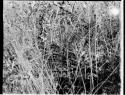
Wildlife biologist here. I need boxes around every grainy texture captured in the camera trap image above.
[3,1,122,94]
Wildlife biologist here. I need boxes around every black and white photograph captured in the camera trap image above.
[3,1,123,94]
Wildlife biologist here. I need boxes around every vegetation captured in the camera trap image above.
[3,1,121,94]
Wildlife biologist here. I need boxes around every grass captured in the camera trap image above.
[3,1,121,94]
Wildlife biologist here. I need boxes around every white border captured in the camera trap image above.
[120,0,123,95]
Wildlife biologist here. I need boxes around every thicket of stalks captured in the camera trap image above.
[3,1,121,94]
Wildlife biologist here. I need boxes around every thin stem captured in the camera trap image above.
[93,64,120,94]
[88,10,94,93]
[80,66,86,94]
[95,9,98,91]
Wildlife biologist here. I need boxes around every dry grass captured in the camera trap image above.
[3,1,121,94]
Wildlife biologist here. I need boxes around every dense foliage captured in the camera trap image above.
[3,1,121,94]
